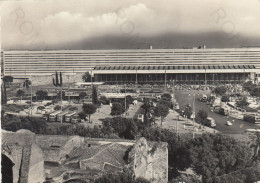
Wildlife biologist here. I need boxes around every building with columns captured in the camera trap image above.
[1,48,260,84]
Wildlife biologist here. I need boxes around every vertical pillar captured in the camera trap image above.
[204,69,207,85]
[165,70,167,92]
[135,70,138,89]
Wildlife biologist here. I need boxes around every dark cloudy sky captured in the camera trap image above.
[1,0,260,50]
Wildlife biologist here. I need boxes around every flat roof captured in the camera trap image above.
[94,65,255,71]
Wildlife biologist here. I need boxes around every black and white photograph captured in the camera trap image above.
[1,0,260,182]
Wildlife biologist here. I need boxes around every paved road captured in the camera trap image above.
[174,90,259,134]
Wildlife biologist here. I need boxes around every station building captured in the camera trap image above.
[1,48,260,85]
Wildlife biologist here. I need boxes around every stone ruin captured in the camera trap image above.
[2,130,168,183]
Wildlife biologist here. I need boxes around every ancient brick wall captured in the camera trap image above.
[129,138,168,183]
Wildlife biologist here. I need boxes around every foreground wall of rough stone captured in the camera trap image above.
[130,138,168,183]
[2,130,45,183]
[28,143,45,183]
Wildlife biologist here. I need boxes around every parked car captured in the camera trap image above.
[226,121,233,126]
[137,114,144,122]
[199,95,208,102]
[205,117,216,128]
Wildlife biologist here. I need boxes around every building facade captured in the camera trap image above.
[2,48,260,84]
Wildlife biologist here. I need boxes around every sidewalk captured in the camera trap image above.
[157,110,217,134]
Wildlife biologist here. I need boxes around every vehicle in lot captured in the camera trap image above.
[255,115,260,124]
[57,111,69,122]
[244,129,260,133]
[205,117,216,128]
[213,106,229,116]
[43,112,51,121]
[65,112,77,122]
[137,114,144,122]
[199,95,208,102]
[49,111,62,122]
[175,103,180,110]
[243,113,260,124]
[71,114,81,123]
[226,121,233,126]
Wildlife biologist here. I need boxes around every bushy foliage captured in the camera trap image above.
[82,72,90,82]
[92,86,98,104]
[195,110,208,125]
[36,90,48,100]
[82,103,97,122]
[154,103,169,125]
[94,172,150,183]
[213,86,227,96]
[78,92,87,101]
[99,96,109,105]
[110,102,125,116]
[187,133,253,183]
[2,115,48,134]
[102,117,142,139]
[236,97,249,109]
[221,95,230,102]
[183,104,192,119]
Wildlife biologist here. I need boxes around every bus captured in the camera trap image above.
[65,112,77,123]
[56,111,69,122]
[243,113,260,124]
[71,114,81,123]
[255,115,260,124]
[43,112,52,121]
[49,111,62,122]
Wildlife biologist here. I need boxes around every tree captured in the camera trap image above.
[188,133,253,183]
[2,76,14,104]
[110,102,125,116]
[92,86,98,104]
[221,95,230,102]
[23,79,32,90]
[78,111,86,120]
[154,103,169,125]
[16,89,25,102]
[243,81,254,92]
[3,76,13,86]
[99,96,109,105]
[196,110,208,126]
[161,93,172,101]
[214,86,227,96]
[236,97,249,109]
[82,103,97,122]
[36,90,48,101]
[183,104,192,119]
[78,92,87,102]
[125,95,134,106]
[1,82,7,104]
[141,98,153,126]
[158,98,172,109]
[53,71,63,87]
[82,72,90,82]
